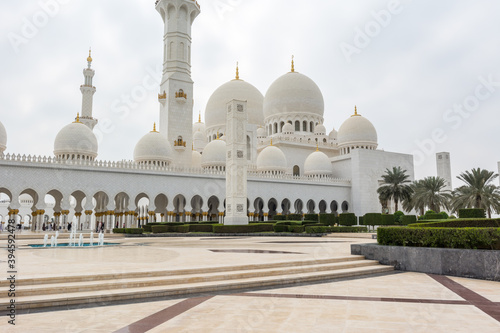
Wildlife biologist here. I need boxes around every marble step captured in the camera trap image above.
[0,264,394,311]
[14,260,379,297]
[0,256,366,287]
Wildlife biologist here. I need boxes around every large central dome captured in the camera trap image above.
[263,72,324,120]
[0,120,6,153]
[205,79,264,133]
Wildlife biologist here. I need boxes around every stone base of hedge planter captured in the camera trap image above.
[351,243,500,281]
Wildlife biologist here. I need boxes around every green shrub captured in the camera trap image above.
[439,211,449,219]
[319,214,336,226]
[459,209,486,219]
[339,213,357,226]
[363,213,382,226]
[302,220,321,226]
[142,225,153,232]
[304,214,319,222]
[113,228,125,234]
[151,225,169,233]
[213,224,274,233]
[288,226,305,233]
[286,214,303,221]
[305,226,368,233]
[273,225,289,233]
[189,224,215,233]
[171,225,189,233]
[401,215,418,225]
[409,218,500,229]
[125,228,143,234]
[274,215,287,221]
[394,211,404,223]
[449,215,457,219]
[358,216,364,226]
[422,213,447,220]
[275,221,302,226]
[377,227,500,250]
[381,214,396,225]
[425,210,436,215]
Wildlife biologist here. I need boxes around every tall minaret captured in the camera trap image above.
[436,152,452,191]
[156,0,201,167]
[79,49,98,129]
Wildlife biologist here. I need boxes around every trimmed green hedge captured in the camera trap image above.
[275,221,302,226]
[459,209,486,219]
[381,214,396,225]
[273,225,289,233]
[339,213,357,226]
[288,226,305,233]
[319,214,336,226]
[125,228,143,234]
[274,215,287,221]
[142,225,153,232]
[363,213,382,226]
[304,214,319,222]
[212,224,274,233]
[286,214,302,221]
[401,215,417,225]
[189,224,217,233]
[151,225,168,233]
[409,219,500,229]
[421,213,447,220]
[151,225,189,233]
[113,228,125,234]
[377,227,500,250]
[305,226,368,233]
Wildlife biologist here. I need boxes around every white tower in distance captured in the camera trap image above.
[155,0,201,167]
[79,49,98,129]
[436,152,452,191]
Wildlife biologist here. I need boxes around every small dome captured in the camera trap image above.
[0,120,7,153]
[256,145,287,173]
[304,151,333,176]
[133,130,173,165]
[201,139,226,168]
[329,128,338,140]
[205,79,264,131]
[192,150,202,168]
[264,72,324,120]
[314,123,326,136]
[54,120,98,160]
[193,115,206,134]
[256,127,267,138]
[337,109,378,148]
[193,130,207,152]
[282,123,295,134]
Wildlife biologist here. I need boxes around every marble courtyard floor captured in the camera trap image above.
[1,232,499,332]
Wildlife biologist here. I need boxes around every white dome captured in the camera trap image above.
[256,145,287,173]
[192,150,202,168]
[314,123,326,135]
[54,120,98,159]
[256,127,267,138]
[0,120,6,153]
[337,110,378,147]
[193,116,205,134]
[329,128,338,140]
[193,130,207,152]
[205,79,264,130]
[201,139,226,168]
[282,123,295,134]
[133,130,173,164]
[304,150,333,176]
[263,72,324,120]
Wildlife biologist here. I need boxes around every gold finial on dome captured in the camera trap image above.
[270,138,273,146]
[235,62,240,80]
[152,123,158,132]
[198,111,202,123]
[291,55,295,73]
[217,131,220,140]
[316,142,319,152]
[87,48,92,63]
[352,105,361,117]
[74,113,81,123]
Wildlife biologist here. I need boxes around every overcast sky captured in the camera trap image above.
[1,0,500,187]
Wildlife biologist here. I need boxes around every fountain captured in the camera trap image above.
[50,235,55,247]
[69,232,74,247]
[43,234,48,247]
[54,231,59,247]
[98,232,104,246]
[89,232,94,247]
[78,233,83,247]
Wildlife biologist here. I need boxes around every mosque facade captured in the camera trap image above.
[0,0,414,231]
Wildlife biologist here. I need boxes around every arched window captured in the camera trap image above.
[293,165,300,177]
[303,121,307,131]
[310,122,314,132]
[274,123,278,134]
[295,121,300,131]
[246,136,251,160]
[280,121,285,133]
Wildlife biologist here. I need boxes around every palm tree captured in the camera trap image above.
[409,177,451,213]
[377,167,413,212]
[450,168,500,218]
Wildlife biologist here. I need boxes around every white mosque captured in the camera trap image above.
[0,0,414,231]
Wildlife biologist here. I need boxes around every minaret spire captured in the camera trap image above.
[291,55,295,73]
[235,62,240,80]
[80,49,98,129]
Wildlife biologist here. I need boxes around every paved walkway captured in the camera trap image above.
[1,235,499,332]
